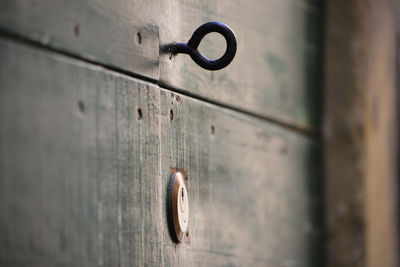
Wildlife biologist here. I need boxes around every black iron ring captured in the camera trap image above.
[171,22,237,71]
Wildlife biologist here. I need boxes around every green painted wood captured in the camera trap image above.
[160,0,322,130]
[0,0,322,130]
[0,0,160,79]
[0,38,321,266]
[160,90,322,266]
[0,38,163,266]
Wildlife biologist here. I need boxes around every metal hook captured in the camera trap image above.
[171,22,237,71]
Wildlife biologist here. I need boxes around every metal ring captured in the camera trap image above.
[172,22,237,71]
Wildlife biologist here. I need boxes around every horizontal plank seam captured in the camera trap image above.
[0,29,320,139]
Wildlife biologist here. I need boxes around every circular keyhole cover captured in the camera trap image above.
[167,171,189,242]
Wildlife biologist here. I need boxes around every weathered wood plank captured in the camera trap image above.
[0,38,163,266]
[0,0,322,130]
[0,38,321,266]
[160,0,322,129]
[160,89,322,266]
[0,0,160,79]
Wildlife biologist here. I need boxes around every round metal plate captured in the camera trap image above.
[167,171,189,242]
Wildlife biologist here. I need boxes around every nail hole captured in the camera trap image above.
[74,24,80,37]
[170,110,174,121]
[186,232,189,237]
[137,108,142,120]
[136,32,142,44]
[78,100,85,113]
[211,125,215,136]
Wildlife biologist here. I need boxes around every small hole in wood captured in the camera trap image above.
[170,109,174,122]
[136,32,142,45]
[211,125,215,136]
[186,232,189,237]
[137,108,143,120]
[74,24,80,37]
[78,100,85,113]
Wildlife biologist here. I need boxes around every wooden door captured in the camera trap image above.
[0,1,323,266]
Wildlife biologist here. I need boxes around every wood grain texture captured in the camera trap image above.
[0,0,160,79]
[0,0,322,130]
[0,38,321,266]
[160,0,322,130]
[160,90,322,266]
[0,38,163,266]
